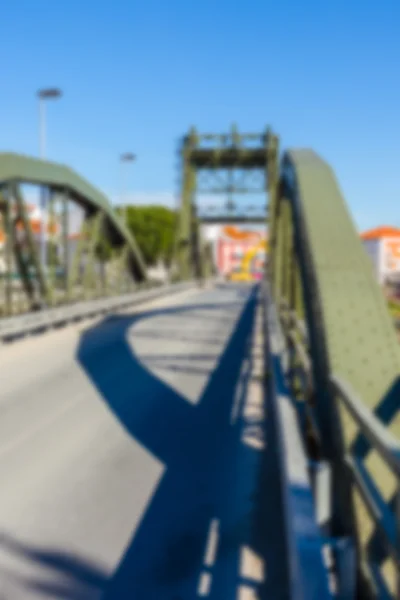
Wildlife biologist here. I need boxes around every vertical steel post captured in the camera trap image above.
[178,129,197,280]
[4,188,13,315]
[62,191,69,300]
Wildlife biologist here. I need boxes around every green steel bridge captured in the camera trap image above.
[0,127,398,599]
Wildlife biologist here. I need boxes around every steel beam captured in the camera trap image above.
[0,153,147,282]
[175,125,274,280]
[271,148,400,596]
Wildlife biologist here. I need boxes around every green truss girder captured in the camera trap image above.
[176,137,197,280]
[82,213,104,297]
[13,182,51,306]
[285,148,400,430]
[67,213,105,300]
[0,153,147,281]
[274,148,400,595]
[201,241,214,279]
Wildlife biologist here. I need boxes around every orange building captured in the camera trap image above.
[361,226,400,284]
[216,225,266,275]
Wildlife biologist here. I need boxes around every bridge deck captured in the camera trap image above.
[0,285,332,600]
[0,283,327,599]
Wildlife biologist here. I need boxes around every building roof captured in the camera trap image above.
[360,226,400,241]
[222,225,265,241]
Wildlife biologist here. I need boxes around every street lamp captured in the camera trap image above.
[120,152,136,226]
[37,88,62,159]
[37,87,62,271]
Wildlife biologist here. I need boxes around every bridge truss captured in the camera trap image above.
[270,149,400,598]
[0,154,148,316]
[0,127,398,598]
[175,126,275,279]
[175,123,400,595]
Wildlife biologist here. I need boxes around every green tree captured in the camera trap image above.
[124,205,176,266]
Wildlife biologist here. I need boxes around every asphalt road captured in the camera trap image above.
[0,282,277,599]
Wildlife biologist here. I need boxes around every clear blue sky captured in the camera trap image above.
[1,0,399,231]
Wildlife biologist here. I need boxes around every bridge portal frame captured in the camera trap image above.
[175,125,279,280]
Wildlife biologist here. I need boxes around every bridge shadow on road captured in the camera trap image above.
[72,284,285,599]
[0,533,107,599]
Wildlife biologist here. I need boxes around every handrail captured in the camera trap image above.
[331,376,400,480]
[0,280,201,341]
[279,299,308,344]
[277,302,400,598]
[263,284,333,599]
[281,306,400,478]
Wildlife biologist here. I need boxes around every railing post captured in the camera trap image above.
[396,485,400,598]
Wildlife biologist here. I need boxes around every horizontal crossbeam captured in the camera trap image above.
[198,215,268,224]
[189,148,267,168]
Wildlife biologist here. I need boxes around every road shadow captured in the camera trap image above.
[0,533,107,599]
[75,286,266,598]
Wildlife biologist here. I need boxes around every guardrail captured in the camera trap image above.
[0,280,200,341]
[263,285,334,599]
[278,298,400,599]
[332,376,400,598]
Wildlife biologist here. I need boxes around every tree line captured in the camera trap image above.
[118,205,176,266]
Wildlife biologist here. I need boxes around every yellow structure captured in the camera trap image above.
[229,239,267,282]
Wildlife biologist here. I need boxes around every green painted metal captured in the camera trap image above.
[191,205,203,281]
[286,148,400,438]
[47,190,56,301]
[0,153,147,281]
[266,132,279,287]
[198,215,267,224]
[201,241,214,279]
[176,125,273,280]
[68,219,89,300]
[115,245,130,294]
[272,148,400,596]
[61,191,69,297]
[177,129,197,280]
[82,213,104,299]
[2,185,35,309]
[2,191,13,315]
[13,183,51,307]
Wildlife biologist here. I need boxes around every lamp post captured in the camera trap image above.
[37,87,62,269]
[120,152,136,227]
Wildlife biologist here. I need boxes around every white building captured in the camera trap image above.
[0,204,61,274]
[361,226,400,285]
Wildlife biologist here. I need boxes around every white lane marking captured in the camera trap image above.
[237,584,258,600]
[197,518,221,597]
[204,519,220,567]
[198,572,212,596]
[240,545,265,582]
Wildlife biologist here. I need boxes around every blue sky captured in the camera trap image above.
[1,0,399,231]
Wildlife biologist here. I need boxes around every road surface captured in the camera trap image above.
[0,283,288,599]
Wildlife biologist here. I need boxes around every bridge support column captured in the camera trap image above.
[177,128,197,281]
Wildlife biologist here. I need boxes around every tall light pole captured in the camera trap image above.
[37,87,62,270]
[120,152,136,227]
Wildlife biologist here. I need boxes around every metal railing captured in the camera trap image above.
[0,280,201,341]
[278,299,400,599]
[263,287,335,599]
